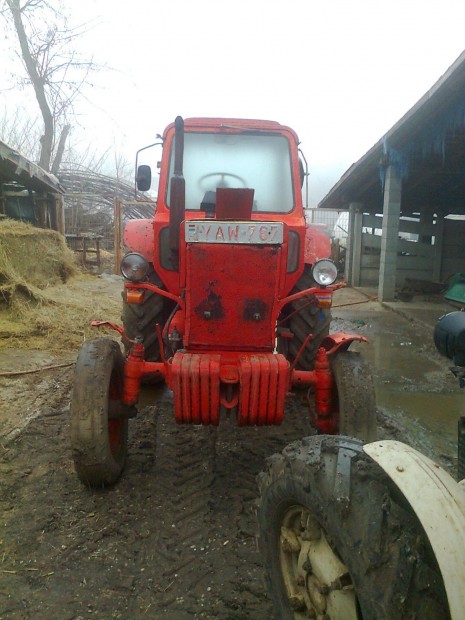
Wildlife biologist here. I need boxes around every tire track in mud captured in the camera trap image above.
[205,405,315,618]
[144,410,218,616]
[138,397,315,619]
[0,383,315,619]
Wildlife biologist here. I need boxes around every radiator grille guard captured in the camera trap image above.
[238,354,289,426]
[171,352,289,426]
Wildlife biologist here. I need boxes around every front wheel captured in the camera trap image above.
[71,338,128,487]
[257,435,450,620]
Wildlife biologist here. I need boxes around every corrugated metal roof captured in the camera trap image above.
[318,50,465,215]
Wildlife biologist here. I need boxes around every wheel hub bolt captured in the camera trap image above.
[302,559,312,572]
[289,594,306,611]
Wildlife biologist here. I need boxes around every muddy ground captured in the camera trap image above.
[0,279,460,619]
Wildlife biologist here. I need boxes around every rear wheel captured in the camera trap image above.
[278,265,331,370]
[121,267,167,361]
[257,435,450,620]
[331,350,377,441]
[71,337,128,487]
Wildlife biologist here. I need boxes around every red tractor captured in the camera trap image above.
[71,115,376,487]
[70,117,465,619]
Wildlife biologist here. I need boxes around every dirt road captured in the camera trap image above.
[1,366,318,619]
[0,284,459,619]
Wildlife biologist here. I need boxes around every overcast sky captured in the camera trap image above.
[1,0,465,205]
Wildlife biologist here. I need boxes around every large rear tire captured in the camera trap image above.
[121,268,166,361]
[278,265,331,370]
[71,338,128,487]
[331,350,377,441]
[257,435,450,620]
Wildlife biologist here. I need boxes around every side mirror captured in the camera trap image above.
[136,165,152,191]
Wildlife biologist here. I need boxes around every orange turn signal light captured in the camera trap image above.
[126,290,144,304]
[315,294,333,309]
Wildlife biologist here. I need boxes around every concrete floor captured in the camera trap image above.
[334,285,459,330]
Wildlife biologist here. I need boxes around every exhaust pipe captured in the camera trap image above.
[169,116,185,269]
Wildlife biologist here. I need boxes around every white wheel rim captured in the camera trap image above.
[279,505,359,619]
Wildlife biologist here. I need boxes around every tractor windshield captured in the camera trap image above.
[167,132,294,213]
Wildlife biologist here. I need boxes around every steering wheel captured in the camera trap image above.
[197,172,247,192]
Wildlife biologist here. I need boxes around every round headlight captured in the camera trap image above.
[311,259,338,286]
[120,252,149,282]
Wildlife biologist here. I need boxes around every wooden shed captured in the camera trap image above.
[318,50,465,301]
[0,139,65,234]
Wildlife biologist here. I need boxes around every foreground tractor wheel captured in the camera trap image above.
[278,265,331,370]
[71,338,128,487]
[331,350,377,441]
[121,268,167,361]
[257,435,450,620]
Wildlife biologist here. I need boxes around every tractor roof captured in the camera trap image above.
[162,117,299,143]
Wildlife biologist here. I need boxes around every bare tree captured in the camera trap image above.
[57,136,133,184]
[113,151,133,184]
[2,0,98,172]
[0,107,41,157]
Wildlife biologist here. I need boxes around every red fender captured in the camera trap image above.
[123,218,155,262]
[321,331,368,355]
[304,222,331,264]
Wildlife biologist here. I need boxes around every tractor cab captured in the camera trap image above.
[127,117,310,298]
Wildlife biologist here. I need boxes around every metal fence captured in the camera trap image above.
[306,207,348,235]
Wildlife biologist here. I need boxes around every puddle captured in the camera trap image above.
[376,388,461,458]
[334,310,463,461]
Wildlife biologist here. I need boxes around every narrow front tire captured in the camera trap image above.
[71,338,128,487]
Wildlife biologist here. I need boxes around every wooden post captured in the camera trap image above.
[82,237,87,267]
[114,198,122,275]
[36,193,47,228]
[55,193,65,235]
[96,238,101,270]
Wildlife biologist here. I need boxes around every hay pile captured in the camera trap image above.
[0,219,77,304]
[0,220,121,352]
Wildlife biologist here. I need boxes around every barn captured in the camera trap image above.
[318,50,465,301]
[0,139,65,233]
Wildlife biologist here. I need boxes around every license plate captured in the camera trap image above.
[185,221,283,244]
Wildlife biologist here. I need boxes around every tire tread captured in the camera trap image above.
[257,435,450,620]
